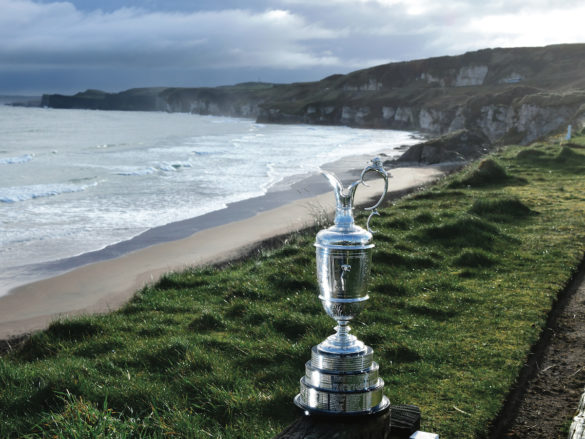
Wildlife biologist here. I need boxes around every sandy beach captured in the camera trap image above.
[0,164,446,340]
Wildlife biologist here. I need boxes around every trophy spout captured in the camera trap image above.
[321,170,357,205]
[321,157,390,232]
[321,171,360,228]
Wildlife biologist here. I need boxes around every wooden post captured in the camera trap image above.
[273,405,420,439]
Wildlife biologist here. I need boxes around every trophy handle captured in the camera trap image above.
[359,157,390,233]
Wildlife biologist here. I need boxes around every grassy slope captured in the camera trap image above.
[2,137,585,438]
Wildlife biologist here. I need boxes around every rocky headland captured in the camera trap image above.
[42,43,585,158]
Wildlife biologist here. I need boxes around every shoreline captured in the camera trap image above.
[0,160,449,340]
[0,149,417,295]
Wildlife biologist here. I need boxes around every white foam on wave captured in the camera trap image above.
[115,167,157,176]
[114,161,192,176]
[0,181,98,203]
[1,108,419,281]
[264,161,284,191]
[96,143,126,149]
[156,161,192,172]
[0,154,34,165]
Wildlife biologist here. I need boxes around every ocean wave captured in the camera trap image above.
[0,182,97,203]
[96,143,127,149]
[0,154,34,165]
[157,162,192,172]
[116,167,157,176]
[114,162,192,176]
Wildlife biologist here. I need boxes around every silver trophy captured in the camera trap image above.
[294,157,391,415]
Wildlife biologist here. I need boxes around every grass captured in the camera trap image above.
[2,137,585,438]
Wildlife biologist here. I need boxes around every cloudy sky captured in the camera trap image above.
[2,0,585,95]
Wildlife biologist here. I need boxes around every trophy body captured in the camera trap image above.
[294,158,390,415]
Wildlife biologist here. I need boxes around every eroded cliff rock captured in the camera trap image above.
[256,44,585,145]
[42,44,585,147]
[391,129,490,165]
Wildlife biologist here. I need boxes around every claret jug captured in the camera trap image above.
[294,157,391,415]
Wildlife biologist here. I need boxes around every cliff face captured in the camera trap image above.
[41,88,168,112]
[41,85,269,116]
[257,44,585,144]
[42,44,585,145]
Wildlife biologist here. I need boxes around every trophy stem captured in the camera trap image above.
[318,321,365,355]
[336,321,351,344]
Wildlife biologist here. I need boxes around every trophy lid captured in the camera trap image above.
[315,221,373,250]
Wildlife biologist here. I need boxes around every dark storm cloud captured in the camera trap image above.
[2,0,585,94]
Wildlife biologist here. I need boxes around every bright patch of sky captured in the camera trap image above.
[1,0,584,94]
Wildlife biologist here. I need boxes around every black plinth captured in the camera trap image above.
[273,404,420,439]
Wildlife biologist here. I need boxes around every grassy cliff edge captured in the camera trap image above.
[2,136,585,438]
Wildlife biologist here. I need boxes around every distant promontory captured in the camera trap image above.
[42,44,585,147]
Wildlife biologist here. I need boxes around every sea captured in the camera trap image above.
[0,104,418,296]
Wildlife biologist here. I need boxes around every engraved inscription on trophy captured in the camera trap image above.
[339,264,351,292]
[294,157,391,415]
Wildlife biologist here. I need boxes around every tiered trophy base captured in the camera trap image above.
[294,345,390,415]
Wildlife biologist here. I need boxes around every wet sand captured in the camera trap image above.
[0,165,446,339]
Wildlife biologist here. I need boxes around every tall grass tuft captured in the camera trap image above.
[453,249,497,268]
[449,158,525,188]
[470,197,535,222]
[555,146,585,164]
[415,216,503,249]
[516,148,546,161]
